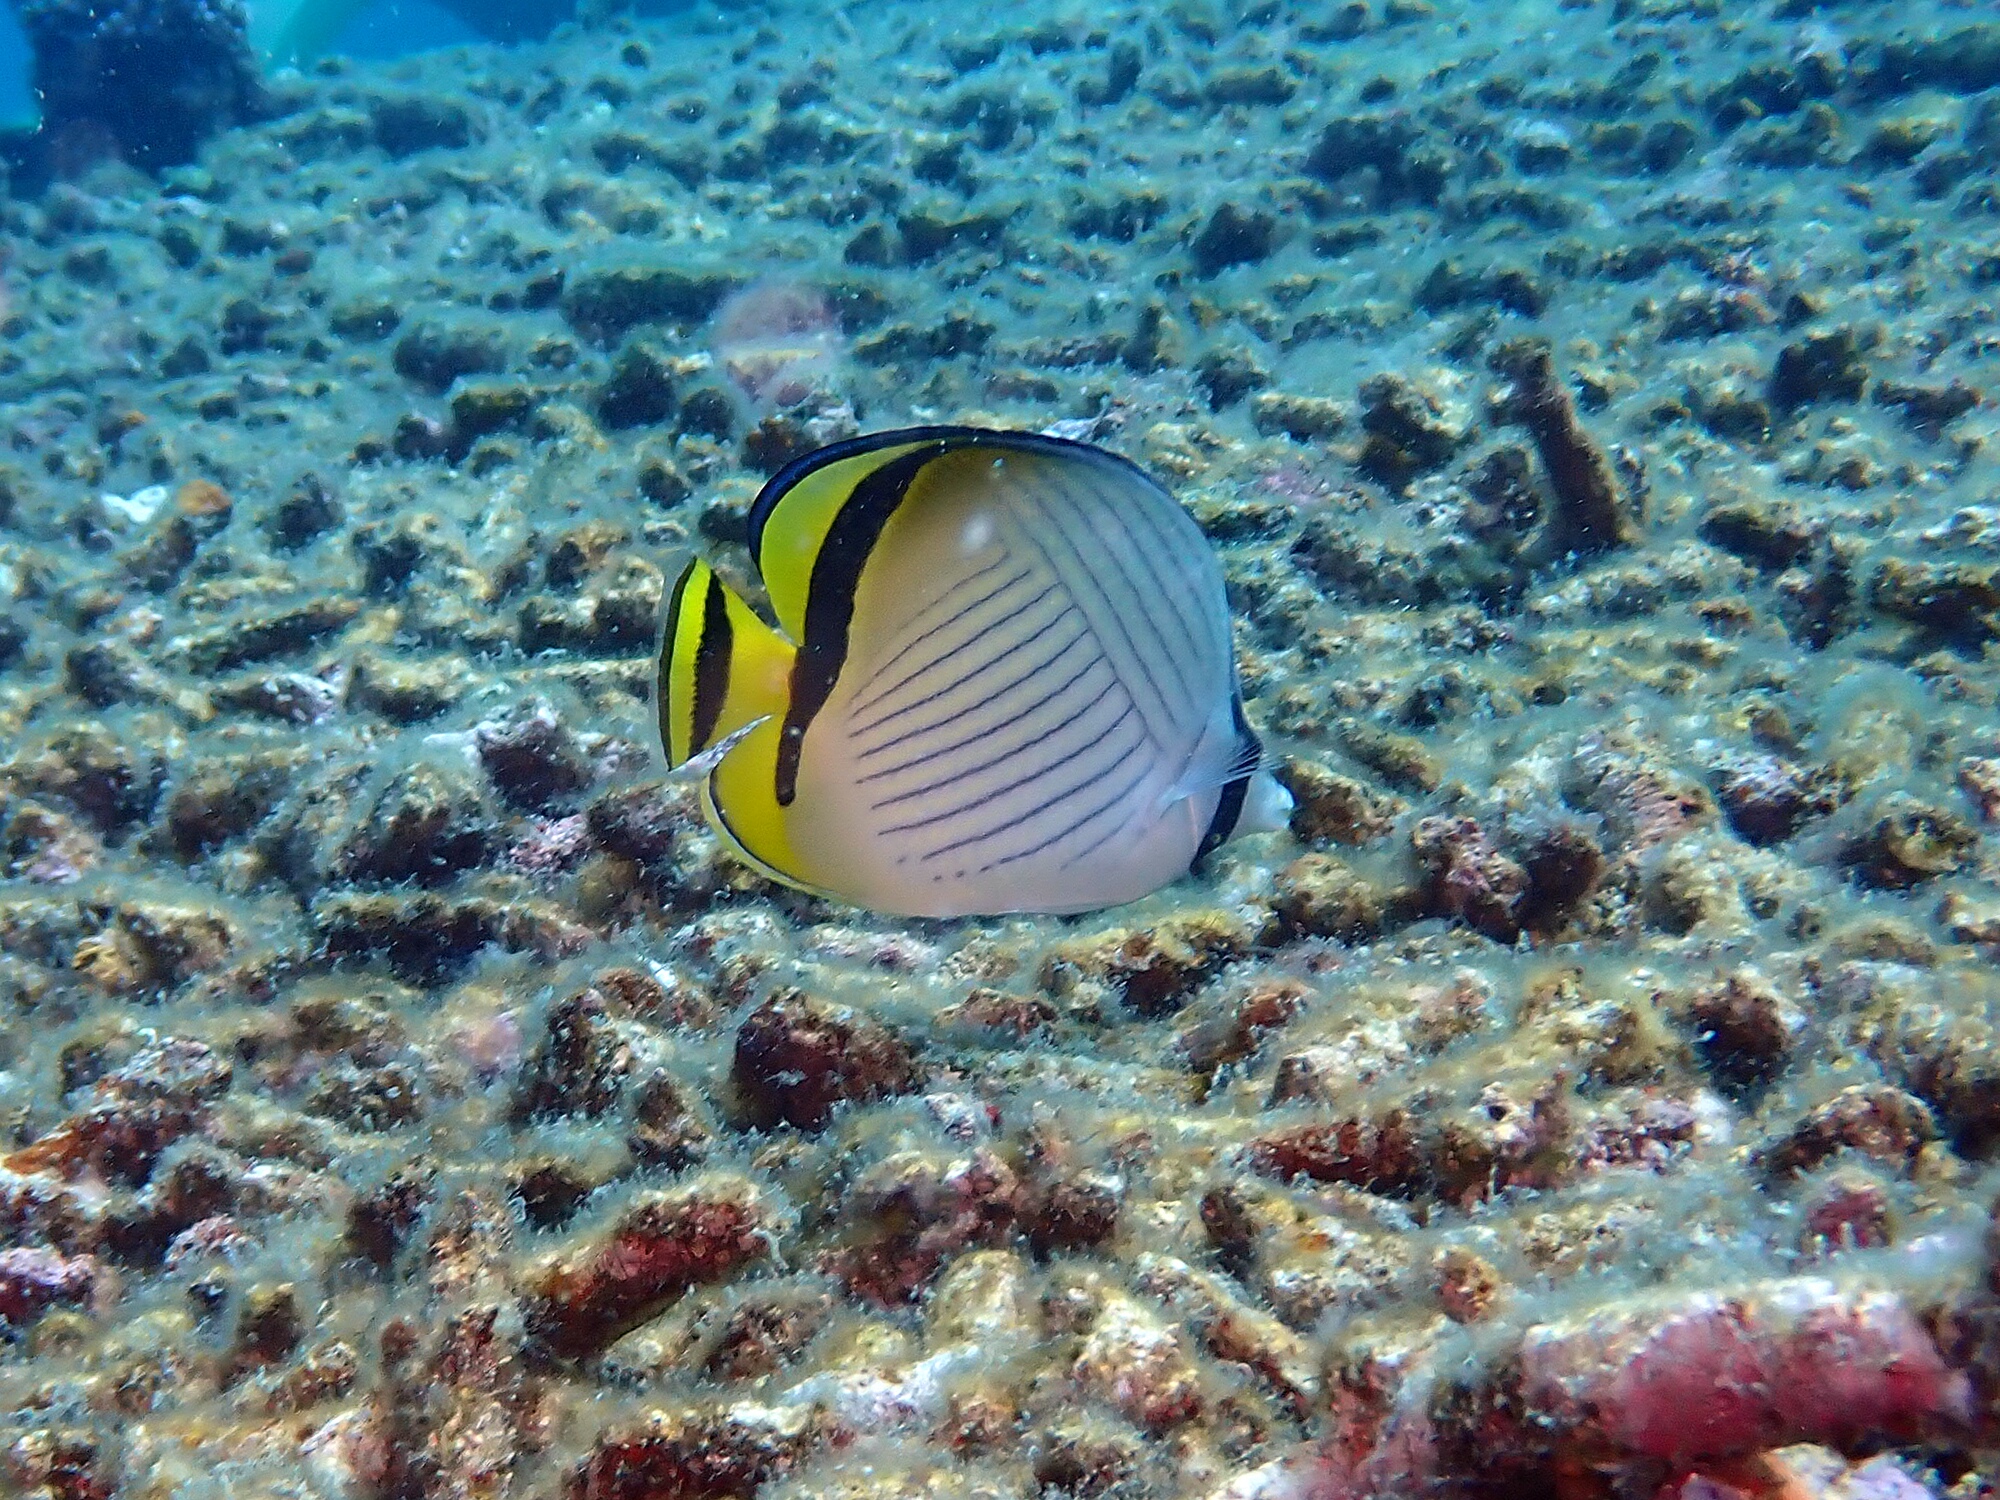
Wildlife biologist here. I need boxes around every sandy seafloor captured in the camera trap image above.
[1,0,2000,1495]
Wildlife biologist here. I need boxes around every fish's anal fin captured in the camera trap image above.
[701,764,830,898]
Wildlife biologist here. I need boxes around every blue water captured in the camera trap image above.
[0,5,29,128]
[327,0,485,58]
[0,0,498,130]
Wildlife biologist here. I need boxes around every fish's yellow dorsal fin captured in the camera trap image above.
[656,559,811,890]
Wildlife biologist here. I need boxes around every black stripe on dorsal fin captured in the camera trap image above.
[746,425,1156,563]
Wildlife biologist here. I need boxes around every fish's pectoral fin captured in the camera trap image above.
[668,714,773,783]
[1159,729,1267,811]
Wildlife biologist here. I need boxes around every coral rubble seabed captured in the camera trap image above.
[1,0,1999,1496]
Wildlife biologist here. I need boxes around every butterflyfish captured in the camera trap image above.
[655,426,1291,917]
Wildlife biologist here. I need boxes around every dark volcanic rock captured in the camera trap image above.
[1711,753,1841,845]
[1875,379,1981,438]
[1356,373,1466,487]
[474,702,594,812]
[1699,500,1817,572]
[178,599,363,673]
[1842,795,1978,889]
[1757,1086,1937,1179]
[562,264,739,342]
[1870,558,2000,647]
[512,987,633,1122]
[263,473,344,551]
[597,342,677,429]
[346,1165,436,1272]
[1492,338,1635,555]
[732,990,920,1133]
[524,1185,772,1360]
[1305,113,1451,206]
[337,763,495,886]
[1190,203,1278,276]
[1769,328,1871,409]
[370,93,479,156]
[162,753,296,858]
[19,0,264,173]
[394,320,507,394]
[1686,972,1796,1092]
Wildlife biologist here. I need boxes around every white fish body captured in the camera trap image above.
[656,427,1290,917]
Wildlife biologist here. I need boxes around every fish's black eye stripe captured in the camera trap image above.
[690,572,734,756]
[776,444,944,806]
[1193,697,1261,870]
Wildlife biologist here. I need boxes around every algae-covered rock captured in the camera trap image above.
[562,262,739,341]
[1842,795,1979,889]
[337,762,495,886]
[1769,327,1871,408]
[524,1180,775,1360]
[10,1,2000,1493]
[1039,910,1255,1017]
[1190,202,1278,276]
[1269,854,1385,942]
[393,320,507,393]
[19,0,263,174]
[731,990,919,1132]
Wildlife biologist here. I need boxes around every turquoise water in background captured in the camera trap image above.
[0,0,489,129]
[0,7,30,127]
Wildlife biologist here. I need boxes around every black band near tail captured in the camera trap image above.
[690,573,733,754]
[657,563,697,762]
[774,444,945,806]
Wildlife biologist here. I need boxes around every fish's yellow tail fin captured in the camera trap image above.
[657,559,794,766]
[655,560,814,892]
